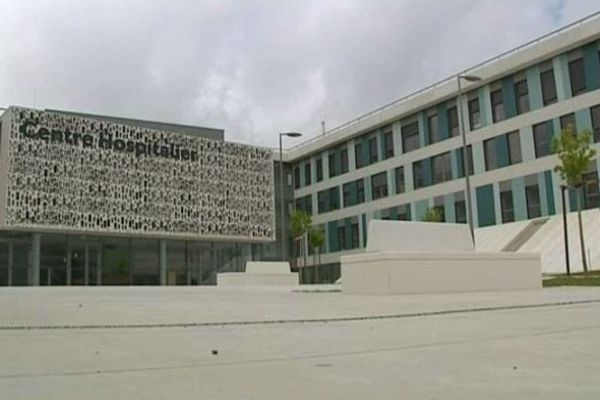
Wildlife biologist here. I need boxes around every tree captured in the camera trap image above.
[422,207,443,222]
[290,209,312,283]
[552,126,596,273]
[309,226,325,283]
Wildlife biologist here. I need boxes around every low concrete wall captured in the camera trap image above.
[217,272,299,286]
[341,251,541,294]
[217,261,298,287]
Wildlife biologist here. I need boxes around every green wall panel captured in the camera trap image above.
[495,134,509,168]
[512,177,527,221]
[444,194,455,223]
[415,199,430,221]
[526,65,543,110]
[476,184,496,227]
[437,103,449,140]
[583,42,600,91]
[544,170,556,215]
[327,221,338,252]
[419,113,428,147]
[502,76,517,118]
[575,108,592,132]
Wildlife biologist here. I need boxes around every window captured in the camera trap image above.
[490,89,505,122]
[413,160,427,190]
[447,106,459,137]
[591,105,600,143]
[316,158,323,182]
[317,190,327,214]
[432,203,446,222]
[351,223,360,248]
[342,179,364,208]
[295,195,313,215]
[533,121,552,158]
[402,121,420,153]
[329,187,339,211]
[371,172,388,200]
[568,57,586,96]
[355,142,365,169]
[304,162,311,186]
[431,152,452,184]
[293,166,301,189]
[395,166,405,194]
[368,137,378,164]
[454,192,467,224]
[356,179,365,204]
[525,178,541,219]
[397,204,411,221]
[484,138,497,171]
[342,182,352,208]
[468,97,481,130]
[383,131,394,159]
[507,131,522,165]
[328,152,336,178]
[380,208,392,221]
[428,114,439,144]
[337,226,347,251]
[560,113,576,133]
[458,145,474,177]
[540,68,557,106]
[515,79,529,115]
[340,148,349,174]
[582,172,600,209]
[499,181,514,223]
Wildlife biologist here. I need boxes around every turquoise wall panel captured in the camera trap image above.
[568,188,578,212]
[476,184,496,227]
[512,177,527,221]
[472,142,485,174]
[390,207,398,220]
[480,86,491,127]
[423,159,432,187]
[415,199,430,221]
[526,65,543,110]
[345,218,353,250]
[437,103,449,140]
[502,76,517,118]
[419,113,427,147]
[451,150,459,179]
[583,42,600,91]
[554,54,571,100]
[520,126,536,162]
[575,108,592,132]
[327,221,338,252]
[444,194,455,223]
[544,170,556,215]
[538,172,549,216]
[495,134,509,168]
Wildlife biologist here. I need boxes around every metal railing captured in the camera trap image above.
[288,10,600,153]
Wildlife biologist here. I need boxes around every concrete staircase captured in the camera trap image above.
[475,209,600,274]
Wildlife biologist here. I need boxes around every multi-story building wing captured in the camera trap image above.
[284,14,600,278]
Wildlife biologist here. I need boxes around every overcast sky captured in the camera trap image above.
[1,0,599,148]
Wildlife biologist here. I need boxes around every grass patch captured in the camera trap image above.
[543,270,600,287]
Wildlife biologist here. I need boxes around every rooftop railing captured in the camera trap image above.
[288,10,600,153]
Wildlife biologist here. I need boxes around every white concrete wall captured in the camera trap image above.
[245,261,291,274]
[342,251,541,295]
[217,272,298,287]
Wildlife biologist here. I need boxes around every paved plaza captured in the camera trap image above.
[0,286,599,399]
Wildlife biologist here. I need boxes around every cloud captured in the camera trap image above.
[0,0,598,147]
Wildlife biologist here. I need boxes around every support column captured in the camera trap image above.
[7,242,13,287]
[31,233,41,286]
[66,246,72,286]
[96,242,102,286]
[84,243,89,286]
[159,239,167,286]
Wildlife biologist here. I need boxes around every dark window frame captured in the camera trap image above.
[540,68,557,106]
[514,79,530,115]
[401,121,420,153]
[371,172,388,200]
[568,57,586,96]
[490,89,505,123]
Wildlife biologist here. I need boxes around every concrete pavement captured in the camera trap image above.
[0,286,599,399]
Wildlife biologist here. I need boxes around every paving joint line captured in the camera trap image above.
[1,298,599,331]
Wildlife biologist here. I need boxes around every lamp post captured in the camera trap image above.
[279,132,302,260]
[457,74,482,244]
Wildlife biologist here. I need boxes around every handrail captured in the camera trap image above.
[288,10,600,152]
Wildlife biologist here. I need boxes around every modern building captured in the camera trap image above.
[283,13,600,280]
[0,107,283,286]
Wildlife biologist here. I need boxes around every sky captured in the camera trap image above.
[1,0,600,148]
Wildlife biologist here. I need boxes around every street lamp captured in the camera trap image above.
[279,132,302,260]
[457,74,482,243]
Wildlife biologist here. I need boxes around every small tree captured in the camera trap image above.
[422,207,443,222]
[553,127,596,273]
[309,226,325,283]
[290,209,312,283]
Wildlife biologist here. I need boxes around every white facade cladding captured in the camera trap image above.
[0,107,275,242]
